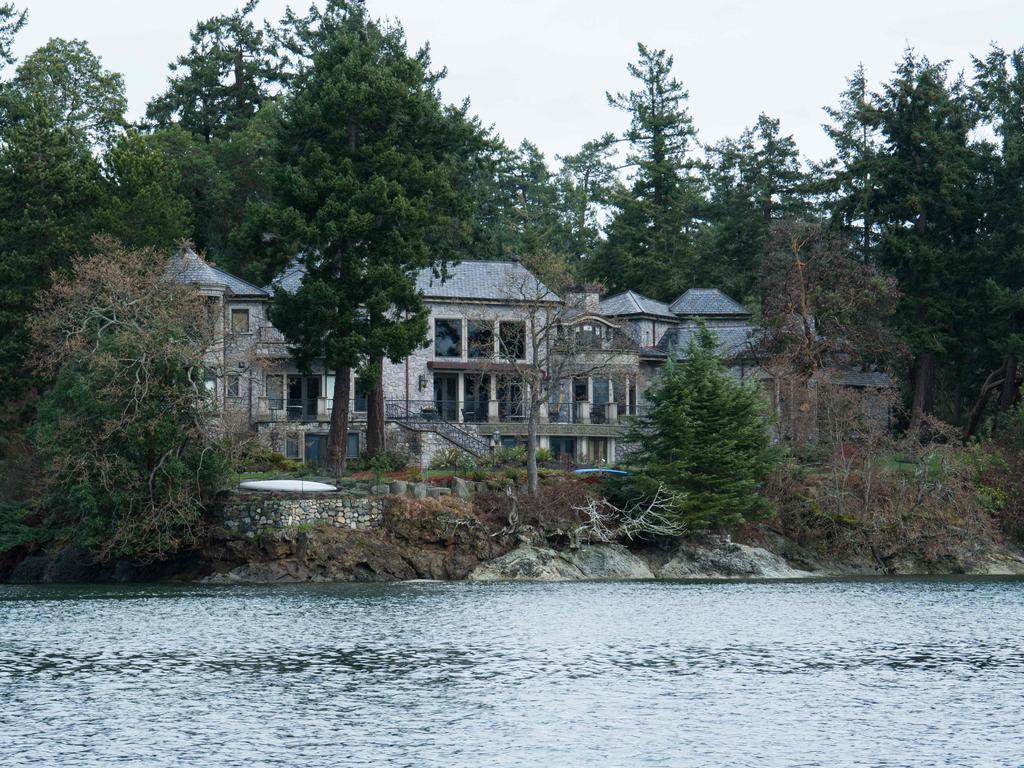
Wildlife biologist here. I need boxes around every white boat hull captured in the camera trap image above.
[238,480,337,493]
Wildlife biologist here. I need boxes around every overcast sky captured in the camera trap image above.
[10,0,1024,164]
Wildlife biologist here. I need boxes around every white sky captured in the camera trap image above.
[10,0,1024,164]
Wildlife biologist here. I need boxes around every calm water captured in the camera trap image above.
[1,578,1023,767]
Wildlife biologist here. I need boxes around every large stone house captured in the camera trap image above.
[169,248,887,467]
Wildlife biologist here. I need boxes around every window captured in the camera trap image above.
[226,374,240,398]
[549,436,577,463]
[467,320,494,358]
[266,374,284,410]
[588,437,609,464]
[499,321,526,360]
[354,377,370,412]
[231,307,250,333]
[203,370,217,395]
[285,433,300,459]
[434,319,462,358]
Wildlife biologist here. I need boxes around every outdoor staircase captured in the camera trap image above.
[384,401,491,457]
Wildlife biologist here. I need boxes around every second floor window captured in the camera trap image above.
[434,319,462,358]
[231,307,250,334]
[226,374,241,398]
[499,321,526,360]
[467,320,494,358]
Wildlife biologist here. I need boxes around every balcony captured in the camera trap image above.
[549,402,618,425]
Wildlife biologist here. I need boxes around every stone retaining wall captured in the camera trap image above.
[221,493,384,535]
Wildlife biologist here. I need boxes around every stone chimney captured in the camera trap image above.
[567,282,603,313]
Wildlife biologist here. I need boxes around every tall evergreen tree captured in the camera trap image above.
[95,131,193,250]
[0,2,25,68]
[701,113,808,301]
[869,51,983,431]
[249,0,482,470]
[586,44,705,299]
[0,38,122,410]
[146,0,281,142]
[555,133,619,265]
[818,65,880,260]
[973,47,1024,419]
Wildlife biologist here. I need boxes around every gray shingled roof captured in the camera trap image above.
[270,258,558,302]
[656,322,757,361]
[599,290,676,318]
[669,288,750,317]
[416,260,557,301]
[268,258,306,294]
[166,248,268,296]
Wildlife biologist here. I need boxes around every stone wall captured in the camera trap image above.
[221,493,384,536]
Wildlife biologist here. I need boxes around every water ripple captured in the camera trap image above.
[1,578,1023,767]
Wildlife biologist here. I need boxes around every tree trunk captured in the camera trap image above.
[963,367,1005,442]
[365,361,386,457]
[526,389,540,497]
[908,352,936,435]
[998,353,1019,411]
[326,367,351,476]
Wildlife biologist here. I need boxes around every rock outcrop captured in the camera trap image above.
[467,539,803,582]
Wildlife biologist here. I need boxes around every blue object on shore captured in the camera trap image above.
[573,468,631,476]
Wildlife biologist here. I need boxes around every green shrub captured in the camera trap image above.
[469,467,490,482]
[430,446,463,469]
[534,447,553,464]
[357,449,409,473]
[488,445,526,467]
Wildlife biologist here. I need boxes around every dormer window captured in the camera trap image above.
[231,307,250,334]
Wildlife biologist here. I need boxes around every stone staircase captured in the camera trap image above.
[384,400,490,457]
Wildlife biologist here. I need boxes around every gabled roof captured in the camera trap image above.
[599,290,676,319]
[166,248,268,297]
[655,322,757,361]
[270,258,558,302]
[669,288,750,317]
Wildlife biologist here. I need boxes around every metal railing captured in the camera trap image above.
[549,402,581,424]
[384,399,490,456]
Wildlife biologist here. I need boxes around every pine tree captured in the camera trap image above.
[586,43,705,299]
[250,0,482,470]
[0,2,26,68]
[626,324,780,529]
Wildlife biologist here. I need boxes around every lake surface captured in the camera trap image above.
[1,578,1023,767]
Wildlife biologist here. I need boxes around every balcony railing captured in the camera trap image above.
[549,401,619,425]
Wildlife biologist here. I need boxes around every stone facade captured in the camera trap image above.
[221,494,384,535]
[169,250,892,468]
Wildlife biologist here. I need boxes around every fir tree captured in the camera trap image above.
[626,324,780,529]
[701,113,808,301]
[95,131,193,250]
[249,0,482,469]
[586,43,705,299]
[146,0,282,142]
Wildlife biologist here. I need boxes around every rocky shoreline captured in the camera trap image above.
[6,493,1024,584]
